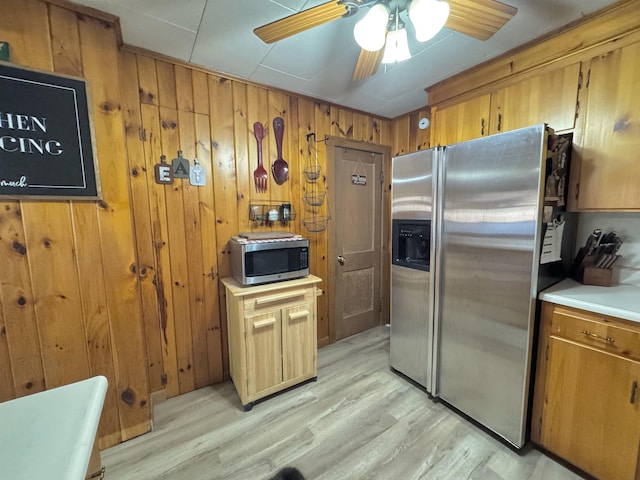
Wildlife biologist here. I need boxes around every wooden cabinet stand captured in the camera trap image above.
[221,275,321,410]
[532,302,640,480]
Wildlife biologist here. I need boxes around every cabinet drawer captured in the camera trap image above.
[244,286,315,314]
[551,307,640,361]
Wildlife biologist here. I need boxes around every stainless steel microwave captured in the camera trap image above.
[229,236,309,285]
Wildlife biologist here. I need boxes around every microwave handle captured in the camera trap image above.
[254,289,307,306]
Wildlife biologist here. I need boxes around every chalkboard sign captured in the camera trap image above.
[0,63,101,199]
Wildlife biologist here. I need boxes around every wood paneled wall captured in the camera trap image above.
[0,0,428,449]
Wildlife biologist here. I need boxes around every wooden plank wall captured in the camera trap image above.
[0,0,150,449]
[0,0,428,449]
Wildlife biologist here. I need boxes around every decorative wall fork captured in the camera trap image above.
[253,121,267,193]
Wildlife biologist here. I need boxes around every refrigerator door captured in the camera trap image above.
[390,149,437,391]
[435,125,546,447]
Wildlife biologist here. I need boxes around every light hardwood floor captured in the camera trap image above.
[102,326,582,480]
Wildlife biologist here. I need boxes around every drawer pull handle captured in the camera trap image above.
[289,310,309,321]
[255,289,307,306]
[631,381,638,405]
[253,317,277,329]
[582,330,614,343]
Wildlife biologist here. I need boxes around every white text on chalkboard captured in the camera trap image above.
[0,111,63,155]
[0,176,28,188]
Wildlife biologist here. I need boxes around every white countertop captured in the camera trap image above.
[0,376,108,480]
[539,278,640,323]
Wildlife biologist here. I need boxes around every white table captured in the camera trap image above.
[0,376,108,480]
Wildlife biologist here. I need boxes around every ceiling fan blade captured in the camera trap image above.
[352,48,384,81]
[445,0,518,41]
[254,1,349,44]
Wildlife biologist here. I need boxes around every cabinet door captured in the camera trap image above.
[282,302,316,382]
[245,310,282,396]
[542,337,640,480]
[431,94,491,145]
[490,63,581,134]
[578,43,640,209]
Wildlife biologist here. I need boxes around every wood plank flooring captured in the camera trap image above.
[102,326,581,480]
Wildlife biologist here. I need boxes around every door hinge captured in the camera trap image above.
[160,373,167,386]
[379,297,383,313]
[575,100,580,120]
[545,344,549,361]
[380,170,384,184]
[139,127,147,141]
[578,70,583,89]
[586,68,591,88]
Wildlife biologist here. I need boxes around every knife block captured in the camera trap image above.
[571,247,614,286]
[582,266,613,286]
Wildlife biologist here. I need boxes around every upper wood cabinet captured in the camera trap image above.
[490,63,582,135]
[431,94,491,145]
[431,64,581,146]
[576,42,640,210]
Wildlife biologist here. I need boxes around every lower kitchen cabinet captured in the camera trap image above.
[221,275,321,410]
[532,302,640,480]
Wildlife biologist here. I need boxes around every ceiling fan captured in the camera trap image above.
[254,0,517,80]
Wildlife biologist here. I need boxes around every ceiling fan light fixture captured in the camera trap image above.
[409,0,450,42]
[354,3,389,51]
[381,27,411,64]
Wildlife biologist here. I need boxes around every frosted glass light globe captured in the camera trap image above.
[354,3,389,51]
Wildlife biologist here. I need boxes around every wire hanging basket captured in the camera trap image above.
[304,189,326,206]
[302,215,331,233]
[303,165,321,181]
[304,132,321,181]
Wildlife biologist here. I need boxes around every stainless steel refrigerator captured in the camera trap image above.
[390,124,574,448]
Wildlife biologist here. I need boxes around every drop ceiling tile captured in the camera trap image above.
[190,1,277,79]
[269,0,314,12]
[107,4,197,61]
[250,65,315,96]
[261,17,360,81]
[106,0,206,31]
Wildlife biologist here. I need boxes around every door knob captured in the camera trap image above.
[337,255,345,265]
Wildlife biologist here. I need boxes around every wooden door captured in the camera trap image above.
[245,310,282,396]
[328,139,385,341]
[542,337,640,480]
[578,43,640,210]
[282,301,316,382]
[431,94,491,146]
[490,63,581,134]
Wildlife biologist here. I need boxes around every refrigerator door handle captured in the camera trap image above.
[431,147,445,395]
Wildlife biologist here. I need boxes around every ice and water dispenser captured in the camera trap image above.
[391,219,431,271]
